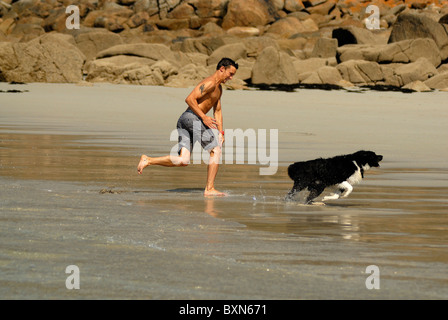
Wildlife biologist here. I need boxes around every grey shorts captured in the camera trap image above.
[176,109,219,155]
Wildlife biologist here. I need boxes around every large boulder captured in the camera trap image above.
[300,66,343,85]
[222,0,278,30]
[251,46,298,85]
[207,42,247,66]
[311,37,338,58]
[337,38,442,67]
[402,80,432,92]
[96,43,180,67]
[332,26,387,46]
[85,56,178,85]
[424,72,448,89]
[177,35,238,55]
[388,13,448,60]
[0,33,85,83]
[266,17,318,38]
[188,0,229,19]
[393,57,437,85]
[293,57,330,75]
[75,30,124,62]
[336,60,385,86]
[165,63,210,87]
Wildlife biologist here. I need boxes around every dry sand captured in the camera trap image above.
[1,82,447,300]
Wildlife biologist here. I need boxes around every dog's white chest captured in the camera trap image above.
[347,161,363,185]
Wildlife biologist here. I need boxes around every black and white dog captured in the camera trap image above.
[286,150,383,204]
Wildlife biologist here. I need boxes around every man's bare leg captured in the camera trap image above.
[204,147,227,196]
[137,149,190,174]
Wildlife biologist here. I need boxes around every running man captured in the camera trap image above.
[137,57,238,196]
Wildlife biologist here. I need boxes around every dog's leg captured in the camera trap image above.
[339,181,353,198]
[285,181,304,200]
[285,188,297,200]
[322,192,340,202]
[305,184,325,204]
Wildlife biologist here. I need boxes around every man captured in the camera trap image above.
[137,57,238,196]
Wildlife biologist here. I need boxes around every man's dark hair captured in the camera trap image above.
[216,57,238,70]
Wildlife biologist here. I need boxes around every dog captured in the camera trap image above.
[286,150,383,204]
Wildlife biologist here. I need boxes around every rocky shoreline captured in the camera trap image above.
[1,0,448,92]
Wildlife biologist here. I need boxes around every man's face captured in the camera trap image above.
[221,66,237,83]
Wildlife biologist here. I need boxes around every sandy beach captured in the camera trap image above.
[1,82,447,300]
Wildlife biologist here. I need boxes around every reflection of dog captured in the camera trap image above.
[286,150,383,204]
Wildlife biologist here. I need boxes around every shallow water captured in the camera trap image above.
[1,83,447,299]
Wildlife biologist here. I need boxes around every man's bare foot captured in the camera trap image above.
[204,188,228,197]
[137,155,150,174]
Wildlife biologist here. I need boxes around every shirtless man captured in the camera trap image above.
[137,57,238,196]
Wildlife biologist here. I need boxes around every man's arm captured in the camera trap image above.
[185,79,217,129]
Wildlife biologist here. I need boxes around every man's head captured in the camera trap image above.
[216,57,238,83]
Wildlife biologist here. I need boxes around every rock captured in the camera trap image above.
[440,14,448,24]
[311,37,337,58]
[389,13,448,60]
[233,58,254,81]
[167,2,194,19]
[306,0,336,16]
[226,26,260,37]
[438,63,448,73]
[96,43,179,66]
[336,60,384,86]
[402,80,432,92]
[199,22,225,36]
[242,36,280,58]
[332,26,386,46]
[189,0,229,19]
[155,18,190,30]
[0,33,85,83]
[126,11,150,28]
[380,38,442,67]
[301,66,342,85]
[223,77,248,90]
[393,57,437,85]
[177,35,238,55]
[424,72,448,89]
[293,57,328,74]
[379,65,402,87]
[337,38,442,67]
[284,0,305,12]
[207,42,247,66]
[84,8,134,32]
[85,55,171,85]
[179,52,209,67]
[41,7,68,32]
[267,17,319,38]
[75,31,124,62]
[166,63,209,87]
[222,0,278,30]
[0,17,15,35]
[251,46,298,85]
[10,23,45,40]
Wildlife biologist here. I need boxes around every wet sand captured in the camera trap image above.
[1,82,447,300]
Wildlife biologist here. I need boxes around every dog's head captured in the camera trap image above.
[352,150,383,169]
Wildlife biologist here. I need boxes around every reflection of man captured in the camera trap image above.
[137,58,238,196]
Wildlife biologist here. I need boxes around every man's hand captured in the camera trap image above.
[202,116,218,129]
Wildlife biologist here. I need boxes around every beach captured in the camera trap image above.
[1,82,447,300]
